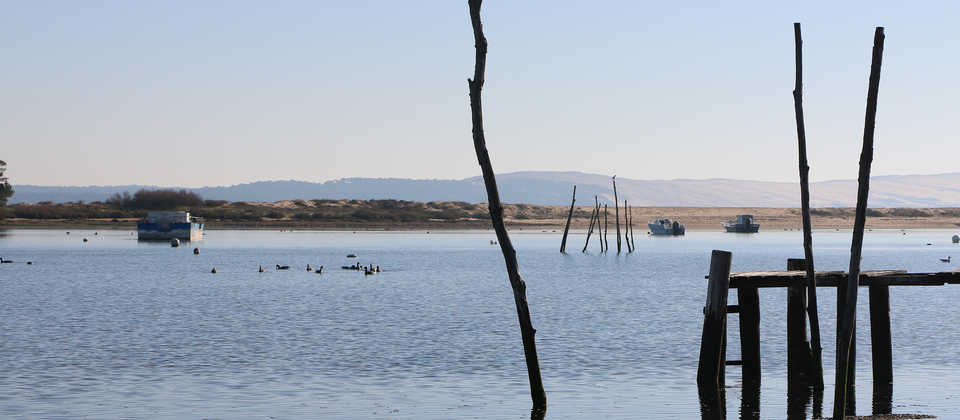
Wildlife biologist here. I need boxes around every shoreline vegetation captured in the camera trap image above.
[2,198,960,231]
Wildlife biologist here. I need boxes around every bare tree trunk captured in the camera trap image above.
[792,22,824,389]
[833,26,884,420]
[628,202,636,252]
[467,1,547,412]
[560,185,576,253]
[613,176,621,254]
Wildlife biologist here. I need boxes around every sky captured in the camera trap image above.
[2,1,958,187]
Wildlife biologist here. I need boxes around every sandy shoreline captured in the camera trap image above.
[3,206,959,232]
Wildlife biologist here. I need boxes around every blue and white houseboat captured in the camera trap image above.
[137,211,204,241]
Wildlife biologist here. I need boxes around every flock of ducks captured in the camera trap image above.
[208,255,383,275]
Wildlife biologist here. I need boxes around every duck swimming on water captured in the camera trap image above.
[940,256,952,263]
[259,265,266,272]
[276,264,290,270]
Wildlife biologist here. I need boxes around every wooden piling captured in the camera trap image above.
[603,204,609,252]
[869,279,893,388]
[467,0,547,411]
[560,185,575,253]
[698,250,732,391]
[738,286,761,386]
[613,176,621,254]
[833,26,884,420]
[593,196,603,254]
[786,258,812,383]
[582,201,598,253]
[627,202,636,252]
[792,21,825,389]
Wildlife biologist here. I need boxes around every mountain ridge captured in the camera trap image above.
[10,171,960,207]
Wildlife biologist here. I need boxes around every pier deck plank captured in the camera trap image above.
[716,269,960,288]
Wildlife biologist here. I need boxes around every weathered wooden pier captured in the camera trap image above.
[698,250,960,418]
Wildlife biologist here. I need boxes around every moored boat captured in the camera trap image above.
[648,218,685,235]
[137,211,204,241]
[722,214,759,233]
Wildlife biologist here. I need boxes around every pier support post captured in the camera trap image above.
[786,258,813,383]
[869,280,893,391]
[738,286,761,386]
[698,250,733,391]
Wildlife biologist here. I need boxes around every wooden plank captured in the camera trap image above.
[723,269,959,288]
[698,250,733,391]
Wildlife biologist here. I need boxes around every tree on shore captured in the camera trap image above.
[106,188,203,210]
[0,160,14,206]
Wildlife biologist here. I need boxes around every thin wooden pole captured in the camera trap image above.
[697,250,732,391]
[834,26,884,420]
[560,185,576,253]
[613,176,621,254]
[792,21,825,390]
[582,202,598,253]
[603,204,609,252]
[628,203,637,252]
[467,0,546,411]
[624,200,632,252]
[595,197,603,253]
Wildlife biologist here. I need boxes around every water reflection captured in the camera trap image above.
[531,407,546,420]
[697,378,907,419]
[873,382,893,416]
[698,386,726,420]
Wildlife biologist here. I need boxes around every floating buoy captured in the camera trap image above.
[171,238,180,248]
[953,234,959,244]
[193,248,199,255]
[211,267,217,273]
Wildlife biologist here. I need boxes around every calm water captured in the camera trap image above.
[2,228,960,419]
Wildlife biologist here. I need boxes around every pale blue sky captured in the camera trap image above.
[2,1,957,186]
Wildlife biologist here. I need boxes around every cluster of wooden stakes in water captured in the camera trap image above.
[558,176,638,254]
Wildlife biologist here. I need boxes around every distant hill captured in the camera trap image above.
[11,171,960,207]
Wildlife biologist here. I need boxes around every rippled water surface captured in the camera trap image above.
[2,228,960,419]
